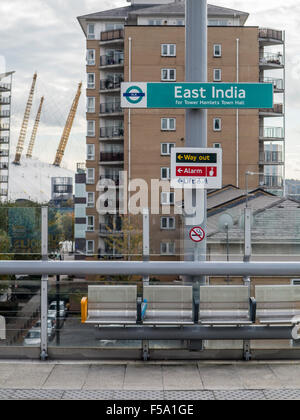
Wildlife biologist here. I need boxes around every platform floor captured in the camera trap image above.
[1,361,300,400]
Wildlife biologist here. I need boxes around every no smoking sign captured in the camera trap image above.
[189,227,205,243]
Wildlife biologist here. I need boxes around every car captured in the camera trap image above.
[23,329,41,346]
[48,301,67,319]
[33,319,55,340]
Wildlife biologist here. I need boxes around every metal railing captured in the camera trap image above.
[259,151,283,164]
[100,79,123,91]
[0,124,9,130]
[100,174,121,185]
[100,54,124,67]
[0,83,11,91]
[0,163,8,170]
[100,152,124,162]
[100,126,124,139]
[100,101,122,114]
[101,29,124,42]
[260,127,284,139]
[263,175,283,188]
[0,137,9,144]
[259,28,283,42]
[262,77,284,91]
[259,52,284,66]
[0,111,10,118]
[260,104,283,114]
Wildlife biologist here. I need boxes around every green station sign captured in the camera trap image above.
[121,82,274,109]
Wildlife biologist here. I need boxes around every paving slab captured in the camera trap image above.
[123,365,163,390]
[83,365,126,390]
[269,364,300,389]
[1,363,54,389]
[235,364,282,390]
[162,365,204,390]
[198,364,244,390]
[42,364,89,390]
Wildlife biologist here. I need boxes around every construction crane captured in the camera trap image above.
[26,96,44,159]
[53,82,82,167]
[13,73,37,165]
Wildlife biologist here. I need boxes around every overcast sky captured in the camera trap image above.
[0,0,299,179]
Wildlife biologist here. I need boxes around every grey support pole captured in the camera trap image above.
[143,208,150,286]
[185,0,207,285]
[40,207,48,361]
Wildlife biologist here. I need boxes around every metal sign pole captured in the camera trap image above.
[143,208,150,286]
[40,206,48,361]
[185,0,207,286]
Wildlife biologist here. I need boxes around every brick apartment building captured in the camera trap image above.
[77,0,285,261]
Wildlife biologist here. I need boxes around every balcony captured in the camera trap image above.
[259,151,284,165]
[262,77,284,93]
[259,127,284,140]
[0,110,10,118]
[260,104,284,117]
[100,126,124,140]
[0,150,9,158]
[76,162,86,173]
[99,219,123,235]
[0,137,9,144]
[100,79,123,92]
[100,101,123,116]
[100,53,124,69]
[100,152,124,163]
[259,28,284,46]
[0,97,10,105]
[259,52,284,69]
[262,175,283,189]
[0,189,8,196]
[100,174,121,186]
[0,163,8,170]
[100,29,124,45]
[0,175,8,183]
[0,83,11,92]
[0,123,9,131]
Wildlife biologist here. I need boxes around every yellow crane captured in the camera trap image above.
[53,82,82,167]
[13,73,37,165]
[26,96,44,159]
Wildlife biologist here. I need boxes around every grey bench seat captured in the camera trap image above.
[83,285,138,325]
[143,286,194,325]
[256,286,300,325]
[198,286,255,326]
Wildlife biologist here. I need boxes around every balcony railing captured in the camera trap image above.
[0,189,8,196]
[260,127,284,139]
[260,151,283,164]
[259,52,284,66]
[100,127,124,139]
[0,137,9,144]
[100,152,124,162]
[100,79,123,91]
[262,77,284,91]
[100,53,124,67]
[0,175,8,183]
[0,150,9,157]
[260,104,283,115]
[259,28,283,42]
[0,83,11,91]
[99,222,123,234]
[0,163,8,170]
[262,175,283,188]
[100,101,122,115]
[0,111,10,118]
[76,163,86,173]
[0,124,9,130]
[101,29,124,42]
[0,97,10,105]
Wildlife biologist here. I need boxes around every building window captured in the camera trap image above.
[161,167,170,180]
[213,118,222,132]
[149,20,162,25]
[161,192,175,205]
[87,121,95,137]
[87,192,95,208]
[214,44,222,57]
[86,168,95,184]
[161,69,176,81]
[87,97,95,113]
[161,44,176,57]
[161,118,176,131]
[213,143,221,149]
[213,69,222,82]
[87,144,95,160]
[87,216,95,232]
[161,217,175,230]
[161,242,175,255]
[86,240,94,255]
[161,143,176,156]
[87,73,95,89]
[87,24,95,40]
[87,49,96,66]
